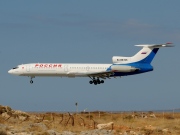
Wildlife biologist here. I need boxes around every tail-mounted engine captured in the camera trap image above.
[112,56,131,64]
[111,65,139,72]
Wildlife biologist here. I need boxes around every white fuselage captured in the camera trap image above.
[8,43,173,84]
[8,63,111,77]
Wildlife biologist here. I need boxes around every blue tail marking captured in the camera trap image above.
[139,48,159,64]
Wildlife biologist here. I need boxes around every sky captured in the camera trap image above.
[0,0,180,112]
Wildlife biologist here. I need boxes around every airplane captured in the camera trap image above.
[8,43,173,85]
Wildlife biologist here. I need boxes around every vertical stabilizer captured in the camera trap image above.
[131,47,159,64]
[132,43,173,64]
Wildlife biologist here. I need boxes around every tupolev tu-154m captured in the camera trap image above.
[8,43,173,85]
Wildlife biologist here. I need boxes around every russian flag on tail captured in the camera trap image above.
[141,52,147,54]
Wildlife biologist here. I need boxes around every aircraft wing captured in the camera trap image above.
[86,71,115,79]
[67,71,114,79]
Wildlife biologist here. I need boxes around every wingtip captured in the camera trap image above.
[165,42,174,47]
[166,42,173,45]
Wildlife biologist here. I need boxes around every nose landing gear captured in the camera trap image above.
[30,76,35,84]
[30,80,33,84]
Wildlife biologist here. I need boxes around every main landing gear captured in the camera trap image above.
[89,77,104,85]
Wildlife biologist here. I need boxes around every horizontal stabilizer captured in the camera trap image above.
[135,42,174,48]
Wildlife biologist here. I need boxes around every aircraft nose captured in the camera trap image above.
[8,69,12,74]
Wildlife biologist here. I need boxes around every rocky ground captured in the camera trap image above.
[0,105,179,135]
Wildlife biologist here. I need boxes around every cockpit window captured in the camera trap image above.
[13,67,19,69]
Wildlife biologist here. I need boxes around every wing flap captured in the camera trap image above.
[86,71,114,79]
[67,71,114,78]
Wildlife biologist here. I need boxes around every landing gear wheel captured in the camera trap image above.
[88,77,104,85]
[30,80,33,84]
[93,80,97,85]
[100,80,104,83]
[97,79,101,84]
[89,81,93,84]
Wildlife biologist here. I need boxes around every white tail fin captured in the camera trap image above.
[112,43,173,64]
[132,42,174,64]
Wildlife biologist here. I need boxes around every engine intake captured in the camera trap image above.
[112,56,131,64]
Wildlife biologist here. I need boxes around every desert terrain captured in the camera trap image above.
[0,105,180,135]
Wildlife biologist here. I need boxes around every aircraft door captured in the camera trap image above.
[26,65,30,72]
[86,66,90,71]
[64,65,68,72]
